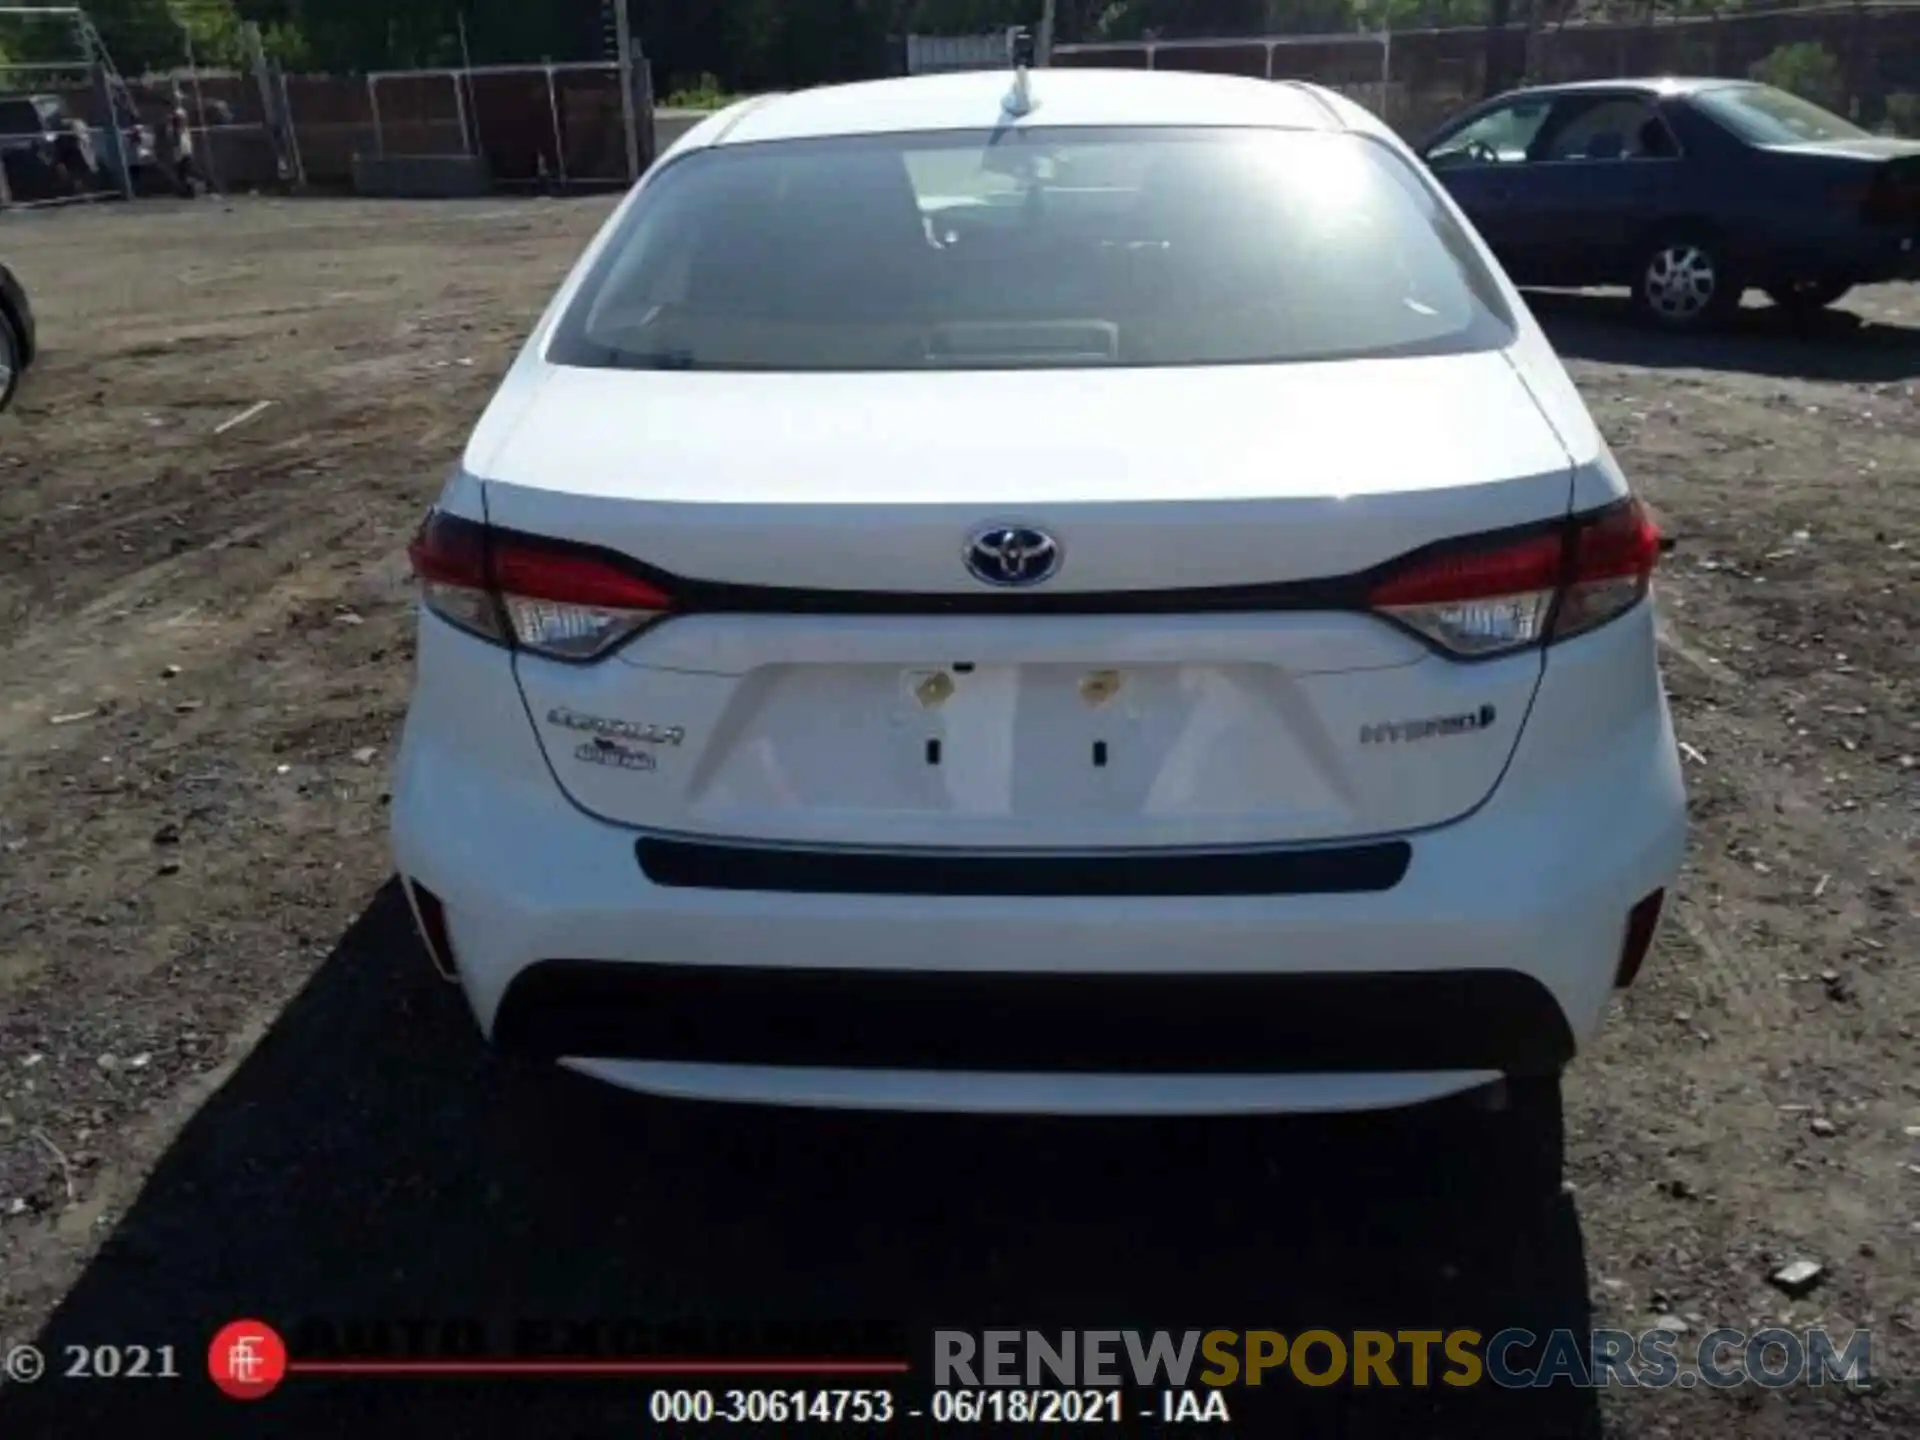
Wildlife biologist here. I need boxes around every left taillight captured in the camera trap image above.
[406,510,672,661]
[407,509,502,643]
[1367,498,1661,660]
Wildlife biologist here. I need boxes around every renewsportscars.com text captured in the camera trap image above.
[933,1327,1872,1390]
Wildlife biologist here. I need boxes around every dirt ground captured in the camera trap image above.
[0,198,1913,1438]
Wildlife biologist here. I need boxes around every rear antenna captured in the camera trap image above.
[1003,26,1036,117]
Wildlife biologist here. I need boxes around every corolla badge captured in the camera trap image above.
[546,707,683,747]
[964,525,1061,587]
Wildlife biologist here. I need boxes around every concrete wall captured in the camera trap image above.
[652,108,708,158]
[350,153,491,198]
[906,33,1009,74]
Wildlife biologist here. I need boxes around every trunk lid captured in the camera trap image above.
[1763,137,1920,162]
[1763,142,1920,226]
[483,354,1574,848]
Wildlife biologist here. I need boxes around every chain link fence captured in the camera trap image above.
[0,7,294,211]
[0,5,119,209]
[3,5,653,207]
[279,60,643,190]
[1053,0,1920,138]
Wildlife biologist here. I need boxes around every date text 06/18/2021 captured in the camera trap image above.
[643,1388,1221,1425]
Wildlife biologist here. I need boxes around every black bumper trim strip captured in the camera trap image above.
[492,963,1575,1075]
[635,838,1412,897]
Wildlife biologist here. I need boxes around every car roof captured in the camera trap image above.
[678,68,1388,151]
[1495,76,1752,102]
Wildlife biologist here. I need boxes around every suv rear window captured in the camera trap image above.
[548,126,1514,372]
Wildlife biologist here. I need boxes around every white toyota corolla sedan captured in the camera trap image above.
[391,66,1687,1116]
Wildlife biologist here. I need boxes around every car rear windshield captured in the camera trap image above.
[547,126,1514,372]
[1694,84,1868,146]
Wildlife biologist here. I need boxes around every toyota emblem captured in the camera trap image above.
[964,525,1061,587]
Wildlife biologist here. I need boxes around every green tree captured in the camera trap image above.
[0,7,89,66]
[93,0,197,70]
[173,0,250,68]
[905,0,1042,33]
[1884,91,1920,137]
[258,20,314,69]
[0,0,259,74]
[1094,0,1266,40]
[1750,41,1843,109]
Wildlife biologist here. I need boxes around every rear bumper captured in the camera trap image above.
[390,607,1687,1114]
[1744,228,1920,286]
[1821,233,1920,284]
[1859,241,1920,283]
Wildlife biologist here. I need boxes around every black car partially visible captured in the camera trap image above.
[0,93,98,201]
[1420,78,1920,328]
[0,258,35,412]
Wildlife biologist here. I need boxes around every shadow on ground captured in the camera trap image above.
[1530,290,1920,382]
[0,881,1598,1438]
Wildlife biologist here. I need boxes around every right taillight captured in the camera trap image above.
[406,510,673,662]
[1368,498,1661,659]
[1551,496,1662,643]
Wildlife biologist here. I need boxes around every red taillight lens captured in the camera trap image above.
[1368,498,1660,659]
[1552,497,1660,643]
[408,510,504,644]
[491,532,671,660]
[407,510,672,661]
[1368,528,1563,657]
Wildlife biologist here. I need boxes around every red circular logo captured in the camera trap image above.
[208,1319,287,1400]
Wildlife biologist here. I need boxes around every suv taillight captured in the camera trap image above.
[407,510,671,661]
[1368,498,1661,659]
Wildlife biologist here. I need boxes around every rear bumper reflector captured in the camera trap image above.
[493,962,1574,1075]
[1614,887,1666,988]
[635,838,1412,898]
[404,878,459,983]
